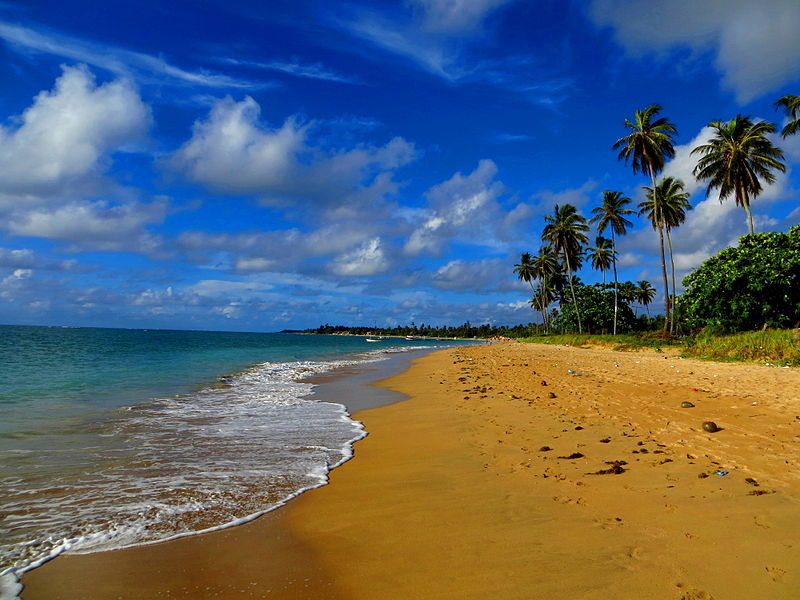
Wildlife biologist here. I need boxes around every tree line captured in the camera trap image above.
[515,96,800,335]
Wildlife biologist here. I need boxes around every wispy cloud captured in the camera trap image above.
[0,21,258,89]
[218,57,358,84]
[328,6,572,106]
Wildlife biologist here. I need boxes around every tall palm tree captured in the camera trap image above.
[613,105,678,193]
[529,246,561,332]
[542,204,589,333]
[636,280,656,317]
[587,236,614,283]
[775,95,800,138]
[590,190,635,334]
[691,115,786,235]
[613,105,677,331]
[656,177,692,333]
[639,182,671,331]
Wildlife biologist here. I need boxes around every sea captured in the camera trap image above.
[0,325,468,598]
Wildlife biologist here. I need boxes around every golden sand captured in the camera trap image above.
[22,342,800,599]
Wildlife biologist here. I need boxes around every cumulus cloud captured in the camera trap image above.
[431,257,514,292]
[0,247,80,271]
[0,64,150,197]
[589,0,800,103]
[169,96,416,211]
[332,238,389,276]
[404,159,530,255]
[7,199,167,252]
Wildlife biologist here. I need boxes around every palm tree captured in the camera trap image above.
[613,105,677,193]
[590,190,635,334]
[692,115,786,235]
[775,95,800,138]
[656,177,692,333]
[636,280,656,317]
[639,181,671,331]
[514,252,543,324]
[587,236,614,283]
[613,105,677,331]
[542,204,589,333]
[529,246,561,331]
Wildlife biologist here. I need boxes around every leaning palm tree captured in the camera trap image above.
[775,95,800,138]
[590,190,635,334]
[636,280,656,317]
[691,115,785,235]
[587,236,614,283]
[542,204,589,333]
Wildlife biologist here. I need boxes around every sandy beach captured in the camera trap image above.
[22,342,800,599]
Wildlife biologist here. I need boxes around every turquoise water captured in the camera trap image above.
[0,325,466,595]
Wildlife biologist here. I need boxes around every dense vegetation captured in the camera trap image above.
[294,322,544,338]
[679,227,800,331]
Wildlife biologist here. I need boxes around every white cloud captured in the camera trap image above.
[412,0,514,33]
[0,21,256,89]
[332,237,389,276]
[0,247,79,271]
[169,96,416,208]
[589,0,800,103]
[7,199,166,252]
[0,65,150,196]
[404,159,525,255]
[432,257,510,291]
[219,57,357,84]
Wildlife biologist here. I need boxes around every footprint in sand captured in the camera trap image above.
[765,566,786,582]
[678,589,716,600]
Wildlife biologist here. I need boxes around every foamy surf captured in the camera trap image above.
[0,347,433,599]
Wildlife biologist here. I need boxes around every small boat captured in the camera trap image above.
[365,338,382,342]
[405,335,420,340]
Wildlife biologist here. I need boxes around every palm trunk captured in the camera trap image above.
[611,230,619,335]
[737,183,755,235]
[650,165,670,333]
[658,226,670,333]
[666,228,678,334]
[563,247,582,334]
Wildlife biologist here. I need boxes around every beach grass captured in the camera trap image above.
[517,332,679,352]
[682,328,800,366]
[519,328,800,366]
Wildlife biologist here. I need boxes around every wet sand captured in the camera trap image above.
[22,342,800,599]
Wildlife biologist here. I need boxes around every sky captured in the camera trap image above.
[0,0,799,332]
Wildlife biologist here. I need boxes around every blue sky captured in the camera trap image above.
[1,0,799,332]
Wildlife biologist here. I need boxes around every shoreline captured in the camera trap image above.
[21,342,800,599]
[17,347,435,600]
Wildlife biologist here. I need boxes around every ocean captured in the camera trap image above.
[0,325,468,598]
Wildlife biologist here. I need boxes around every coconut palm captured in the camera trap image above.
[639,181,671,331]
[587,236,614,282]
[691,115,785,235]
[636,280,656,317]
[613,105,677,330]
[542,204,589,333]
[657,177,692,333]
[529,246,561,331]
[514,252,544,324]
[613,105,677,192]
[513,253,536,292]
[775,95,800,138]
[590,190,635,334]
